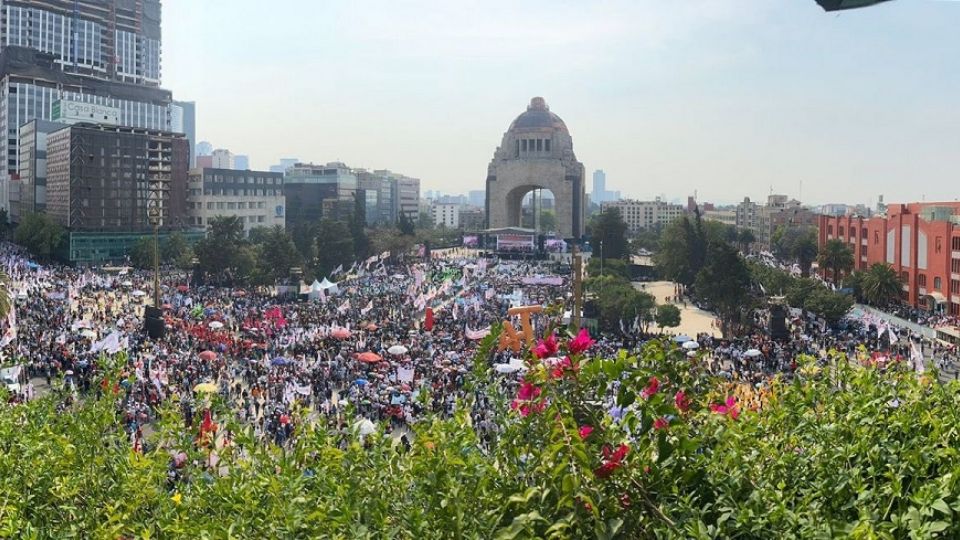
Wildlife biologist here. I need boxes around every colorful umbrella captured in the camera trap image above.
[198,351,217,361]
[331,328,352,339]
[193,382,217,393]
[356,352,383,363]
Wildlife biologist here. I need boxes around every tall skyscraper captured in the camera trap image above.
[0,0,174,213]
[197,141,214,157]
[172,101,196,167]
[592,170,606,203]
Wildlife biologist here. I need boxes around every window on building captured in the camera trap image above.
[918,274,927,287]
[953,237,960,251]
[521,139,527,152]
[862,228,867,238]
[952,280,960,295]
[934,277,942,290]
[827,225,833,235]
[901,271,909,284]
[838,226,845,236]
[953,259,960,274]
[536,139,543,151]
[545,139,550,152]
[950,302,959,316]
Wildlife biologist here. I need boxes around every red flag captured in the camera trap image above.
[424,307,434,331]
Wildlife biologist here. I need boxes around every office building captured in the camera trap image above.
[171,100,196,167]
[0,1,175,211]
[14,118,65,221]
[234,155,249,171]
[392,174,420,221]
[270,158,299,174]
[357,170,395,226]
[591,169,620,204]
[703,208,737,228]
[45,123,191,262]
[601,198,685,233]
[468,190,485,208]
[187,168,284,235]
[431,202,460,229]
[819,202,960,315]
[197,141,213,157]
[211,149,234,169]
[283,162,358,227]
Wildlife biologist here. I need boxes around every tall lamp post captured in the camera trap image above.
[148,205,161,308]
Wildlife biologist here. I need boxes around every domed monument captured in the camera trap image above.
[485,97,586,239]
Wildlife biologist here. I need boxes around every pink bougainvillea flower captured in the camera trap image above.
[640,376,660,400]
[567,328,596,355]
[533,334,559,359]
[511,380,545,417]
[594,443,630,479]
[579,425,594,440]
[674,390,690,413]
[550,356,578,379]
[653,416,670,431]
[710,396,739,420]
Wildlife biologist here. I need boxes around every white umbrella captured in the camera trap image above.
[208,321,224,330]
[354,418,376,436]
[686,350,697,357]
[120,281,133,287]
[744,349,763,358]
[80,329,96,338]
[387,345,408,356]
[673,335,692,343]
[494,363,522,374]
[682,341,700,350]
[131,290,146,297]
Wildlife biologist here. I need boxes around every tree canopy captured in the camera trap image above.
[818,239,854,284]
[590,209,629,261]
[14,212,64,260]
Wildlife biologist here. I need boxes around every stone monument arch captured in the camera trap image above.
[485,97,586,239]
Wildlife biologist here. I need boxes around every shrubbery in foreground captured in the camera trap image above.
[2,334,960,539]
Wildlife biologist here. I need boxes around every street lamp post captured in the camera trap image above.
[148,206,161,308]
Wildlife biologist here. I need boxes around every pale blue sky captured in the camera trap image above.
[162,0,959,206]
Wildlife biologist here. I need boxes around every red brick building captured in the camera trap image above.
[818,202,960,315]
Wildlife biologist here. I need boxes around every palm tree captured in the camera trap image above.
[791,230,819,278]
[818,239,853,285]
[860,263,902,307]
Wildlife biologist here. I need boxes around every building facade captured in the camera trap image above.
[601,198,685,233]
[818,202,960,315]
[357,170,395,226]
[211,149,234,170]
[171,100,195,167]
[431,202,459,229]
[186,168,284,234]
[14,118,64,221]
[486,97,586,238]
[45,123,190,262]
[392,173,420,221]
[283,162,358,228]
[234,155,249,171]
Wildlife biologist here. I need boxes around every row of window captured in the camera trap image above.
[515,138,551,155]
[191,215,269,226]
[190,201,270,211]
[205,175,280,185]
[201,189,280,197]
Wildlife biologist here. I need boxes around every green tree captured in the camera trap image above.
[129,237,155,269]
[161,232,190,264]
[314,220,355,278]
[291,223,318,264]
[14,212,64,260]
[859,262,903,307]
[0,208,11,240]
[737,228,756,253]
[417,211,434,230]
[539,209,557,233]
[818,238,854,284]
[694,242,751,337]
[804,287,854,324]
[587,257,630,281]
[630,228,661,253]
[590,208,629,261]
[791,229,819,278]
[194,216,249,285]
[655,303,682,331]
[253,226,301,284]
[397,212,416,236]
[371,227,415,258]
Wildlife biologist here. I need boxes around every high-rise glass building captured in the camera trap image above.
[0,0,174,213]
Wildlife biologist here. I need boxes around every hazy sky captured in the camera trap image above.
[163,0,959,206]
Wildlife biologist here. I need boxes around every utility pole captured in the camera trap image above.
[572,243,583,329]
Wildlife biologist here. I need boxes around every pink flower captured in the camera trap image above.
[710,396,740,420]
[579,425,594,440]
[550,356,578,379]
[511,381,545,417]
[653,416,670,431]
[567,328,596,355]
[674,390,690,413]
[533,334,559,359]
[640,376,660,400]
[594,444,630,479]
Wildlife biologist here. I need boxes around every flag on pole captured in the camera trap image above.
[337,299,351,314]
[331,263,343,276]
[910,341,925,373]
[360,300,373,316]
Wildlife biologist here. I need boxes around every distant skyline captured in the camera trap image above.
[164,0,959,206]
